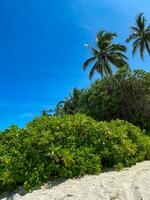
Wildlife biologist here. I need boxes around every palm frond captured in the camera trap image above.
[91,47,99,56]
[103,61,112,77]
[132,38,140,55]
[130,26,140,33]
[126,13,150,60]
[112,52,128,60]
[104,32,117,42]
[146,25,150,32]
[140,41,145,60]
[136,13,145,30]
[89,61,99,80]
[108,55,127,68]
[126,34,138,43]
[97,64,104,78]
[96,30,105,41]
[83,57,96,70]
[84,44,99,56]
[110,44,127,52]
[83,30,129,79]
[96,31,118,50]
[145,31,150,40]
[105,64,113,76]
[145,41,150,55]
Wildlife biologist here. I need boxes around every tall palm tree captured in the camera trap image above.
[126,13,150,60]
[83,31,128,80]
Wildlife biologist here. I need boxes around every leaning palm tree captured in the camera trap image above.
[83,30,128,79]
[126,13,150,60]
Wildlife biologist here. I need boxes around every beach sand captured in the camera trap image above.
[1,161,150,200]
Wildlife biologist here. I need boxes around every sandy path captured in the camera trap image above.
[1,161,150,200]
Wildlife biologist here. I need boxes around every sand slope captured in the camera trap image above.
[1,161,150,200]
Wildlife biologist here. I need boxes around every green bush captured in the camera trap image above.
[57,69,150,132]
[0,114,150,192]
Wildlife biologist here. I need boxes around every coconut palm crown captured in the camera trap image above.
[83,30,128,80]
[126,13,150,60]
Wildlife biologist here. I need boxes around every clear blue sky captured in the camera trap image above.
[0,0,150,130]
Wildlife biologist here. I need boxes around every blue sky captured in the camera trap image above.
[0,0,150,130]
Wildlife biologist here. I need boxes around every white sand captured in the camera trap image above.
[1,161,150,200]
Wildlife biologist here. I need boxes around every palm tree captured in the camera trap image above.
[83,30,128,80]
[126,13,150,60]
[55,88,83,115]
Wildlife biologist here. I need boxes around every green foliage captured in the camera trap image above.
[0,114,150,192]
[126,13,150,60]
[58,69,150,132]
[57,88,84,115]
[83,30,128,79]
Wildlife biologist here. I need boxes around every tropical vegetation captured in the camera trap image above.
[126,13,150,60]
[56,69,150,133]
[0,114,150,192]
[0,13,150,194]
[83,31,128,79]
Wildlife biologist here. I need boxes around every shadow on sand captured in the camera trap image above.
[0,178,66,200]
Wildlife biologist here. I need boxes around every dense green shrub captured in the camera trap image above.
[57,69,150,132]
[0,114,149,192]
